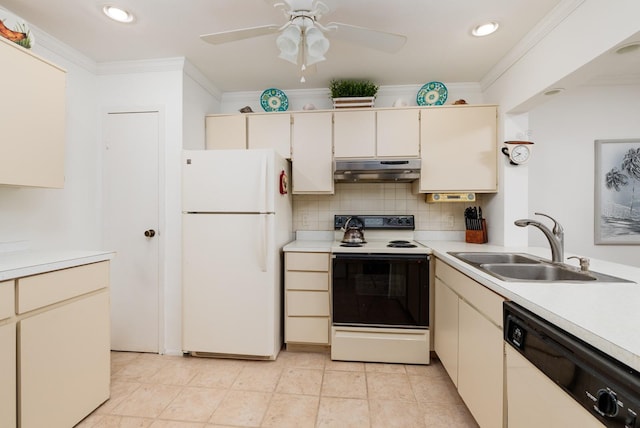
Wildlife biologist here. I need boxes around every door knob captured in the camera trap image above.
[144,229,156,238]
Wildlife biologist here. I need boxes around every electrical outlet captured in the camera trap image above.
[302,213,310,227]
[445,214,454,228]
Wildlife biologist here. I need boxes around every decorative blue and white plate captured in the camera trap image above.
[416,81,448,106]
[260,88,289,112]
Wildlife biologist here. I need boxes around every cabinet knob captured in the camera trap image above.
[144,229,156,238]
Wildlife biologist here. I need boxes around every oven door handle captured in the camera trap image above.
[332,253,430,262]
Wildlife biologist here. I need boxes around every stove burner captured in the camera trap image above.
[340,242,364,247]
[387,240,418,248]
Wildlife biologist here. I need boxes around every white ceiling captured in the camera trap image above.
[0,0,570,93]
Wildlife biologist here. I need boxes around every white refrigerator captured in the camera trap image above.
[182,149,293,359]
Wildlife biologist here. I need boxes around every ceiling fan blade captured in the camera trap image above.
[200,25,281,45]
[326,22,407,53]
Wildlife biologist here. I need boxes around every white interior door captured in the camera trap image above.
[103,111,160,353]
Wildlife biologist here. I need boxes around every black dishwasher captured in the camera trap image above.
[504,301,640,428]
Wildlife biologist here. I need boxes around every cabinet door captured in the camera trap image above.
[377,109,419,157]
[19,291,110,428]
[0,37,65,188]
[0,323,16,428]
[205,115,247,149]
[434,278,459,386]
[333,110,376,158]
[419,106,497,192]
[458,299,504,428]
[291,112,334,194]
[248,114,291,158]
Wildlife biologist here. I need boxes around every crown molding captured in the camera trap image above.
[97,57,186,75]
[480,0,586,92]
[30,26,98,74]
[183,60,222,100]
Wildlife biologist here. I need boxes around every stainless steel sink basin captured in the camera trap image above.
[447,251,633,283]
[481,263,595,281]
[449,252,542,265]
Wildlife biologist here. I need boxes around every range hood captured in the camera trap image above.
[334,159,421,183]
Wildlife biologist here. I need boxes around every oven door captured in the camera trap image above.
[332,253,429,328]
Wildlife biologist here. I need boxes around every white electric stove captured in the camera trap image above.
[330,215,432,365]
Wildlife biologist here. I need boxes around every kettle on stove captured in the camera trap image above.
[341,216,366,244]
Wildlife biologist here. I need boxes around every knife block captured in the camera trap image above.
[465,219,488,244]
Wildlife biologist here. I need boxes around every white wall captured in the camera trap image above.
[0,30,101,251]
[528,84,640,267]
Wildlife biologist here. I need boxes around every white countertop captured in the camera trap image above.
[283,235,640,372]
[422,240,640,373]
[0,249,116,281]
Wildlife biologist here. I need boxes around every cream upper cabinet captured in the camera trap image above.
[377,109,420,157]
[291,112,334,194]
[416,105,497,193]
[0,37,66,188]
[247,113,291,158]
[205,114,247,149]
[333,109,420,158]
[333,110,376,158]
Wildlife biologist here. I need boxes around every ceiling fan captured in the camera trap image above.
[200,0,407,76]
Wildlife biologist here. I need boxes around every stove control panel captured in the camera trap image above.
[334,215,415,230]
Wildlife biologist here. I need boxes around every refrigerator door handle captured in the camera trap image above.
[259,155,268,213]
[259,215,268,272]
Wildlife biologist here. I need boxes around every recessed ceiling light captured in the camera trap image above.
[472,22,499,37]
[543,88,564,96]
[615,42,640,55]
[103,5,134,23]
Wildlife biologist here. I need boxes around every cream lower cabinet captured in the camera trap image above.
[416,105,497,193]
[284,252,331,345]
[0,37,66,188]
[0,280,16,428]
[17,261,111,428]
[434,259,505,428]
[291,112,334,194]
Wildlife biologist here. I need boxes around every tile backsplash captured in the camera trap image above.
[293,183,476,231]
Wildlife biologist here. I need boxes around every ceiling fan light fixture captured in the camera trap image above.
[305,26,330,59]
[103,5,134,23]
[472,21,499,37]
[276,25,301,56]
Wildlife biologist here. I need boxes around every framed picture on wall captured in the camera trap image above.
[595,138,640,244]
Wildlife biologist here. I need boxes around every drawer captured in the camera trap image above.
[435,259,504,327]
[0,280,15,321]
[17,261,109,314]
[286,252,330,272]
[286,291,330,316]
[285,271,329,291]
[285,317,329,344]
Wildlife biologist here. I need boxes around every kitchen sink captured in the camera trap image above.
[481,263,596,281]
[448,251,633,283]
[449,252,543,265]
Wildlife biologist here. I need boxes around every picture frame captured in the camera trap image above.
[595,138,640,244]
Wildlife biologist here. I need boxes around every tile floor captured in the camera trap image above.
[77,350,479,428]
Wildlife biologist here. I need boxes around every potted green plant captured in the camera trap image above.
[329,79,379,108]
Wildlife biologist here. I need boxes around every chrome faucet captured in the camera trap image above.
[514,212,565,263]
